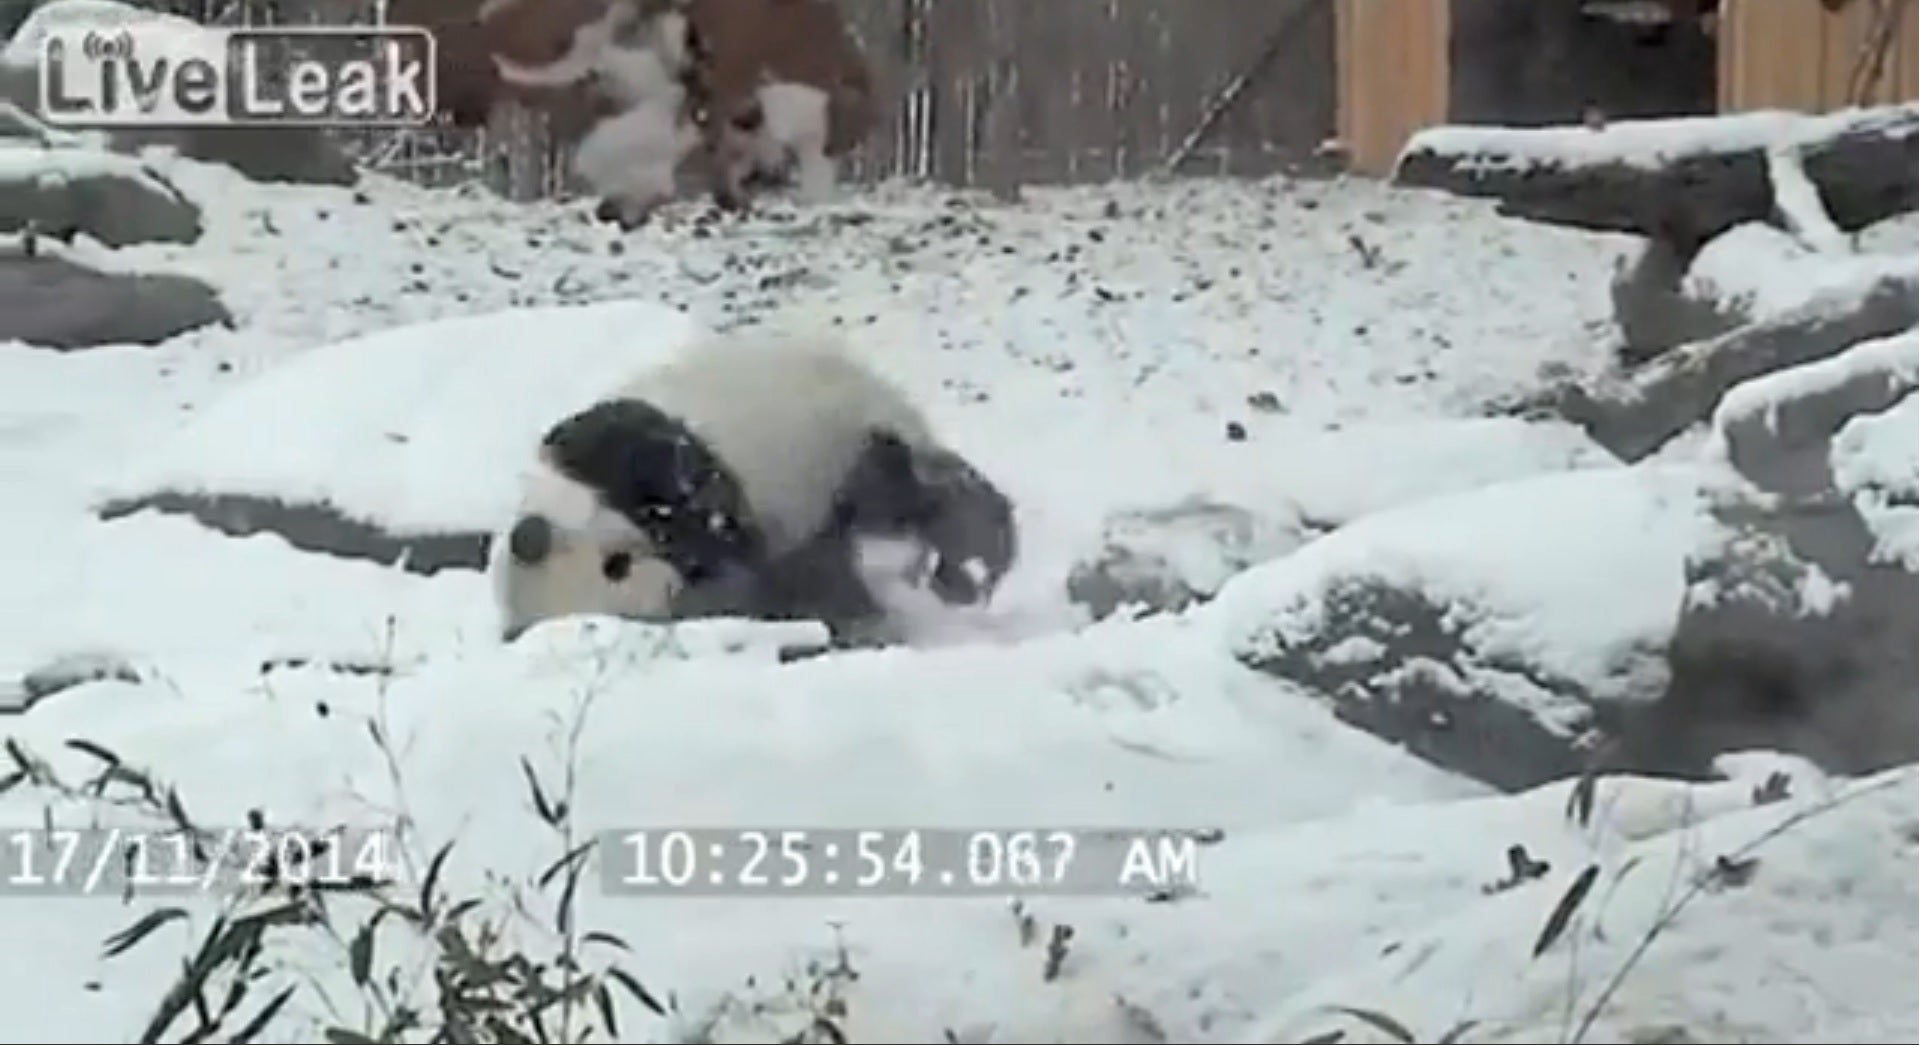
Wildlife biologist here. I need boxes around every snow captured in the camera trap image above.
[1238,757,1918,1045]
[0,138,185,190]
[0,147,1912,1044]
[1683,221,1919,321]
[1702,327,1919,459]
[92,300,699,537]
[1765,146,1850,255]
[1205,462,1730,716]
[1832,393,1920,570]
[1400,102,1919,174]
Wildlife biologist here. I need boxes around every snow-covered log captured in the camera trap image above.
[1393,104,1919,252]
[1705,329,1918,496]
[1560,270,1918,461]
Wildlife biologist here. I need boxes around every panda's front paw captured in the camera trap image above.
[927,554,997,606]
[593,196,658,231]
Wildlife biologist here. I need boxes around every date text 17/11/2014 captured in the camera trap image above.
[0,826,401,896]
[598,828,1210,897]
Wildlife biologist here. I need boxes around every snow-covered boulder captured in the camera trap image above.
[1065,497,1312,620]
[1633,492,1917,782]
[1704,328,1917,496]
[1624,336,1920,781]
[1608,221,1917,364]
[1608,234,1745,363]
[1210,323,1920,792]
[1562,269,1917,461]
[1205,463,1727,792]
[0,249,228,348]
[1832,391,1918,571]
[0,138,203,246]
[93,301,702,573]
[1683,221,1920,327]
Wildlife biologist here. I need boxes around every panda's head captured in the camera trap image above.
[493,396,764,642]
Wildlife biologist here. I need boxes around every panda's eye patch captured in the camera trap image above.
[602,552,633,581]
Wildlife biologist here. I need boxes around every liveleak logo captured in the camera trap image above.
[38,23,436,127]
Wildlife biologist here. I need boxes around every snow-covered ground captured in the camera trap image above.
[0,151,1914,1044]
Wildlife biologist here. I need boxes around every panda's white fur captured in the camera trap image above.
[493,328,939,641]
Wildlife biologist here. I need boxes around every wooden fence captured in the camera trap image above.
[1718,0,1918,112]
[831,0,1339,188]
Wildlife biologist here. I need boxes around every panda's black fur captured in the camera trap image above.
[536,394,766,589]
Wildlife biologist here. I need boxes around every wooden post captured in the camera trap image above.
[1335,0,1450,177]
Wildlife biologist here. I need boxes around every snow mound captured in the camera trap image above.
[92,300,698,569]
[0,610,1479,1041]
[1703,326,1919,470]
[1685,222,1920,323]
[1239,759,1918,1045]
[1832,392,1920,570]
[1205,462,1732,790]
[0,140,177,190]
[3,635,1906,1042]
[1211,463,1723,710]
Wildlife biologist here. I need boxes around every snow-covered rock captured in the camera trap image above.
[1832,392,1919,570]
[0,138,203,246]
[1637,491,1917,781]
[1211,376,1917,791]
[92,300,700,572]
[1205,462,1727,791]
[1704,327,1918,495]
[1563,269,1918,461]
[1066,497,1312,621]
[0,249,228,349]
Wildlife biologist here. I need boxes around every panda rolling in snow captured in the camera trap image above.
[493,331,1017,645]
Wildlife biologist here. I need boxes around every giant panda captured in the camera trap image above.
[492,328,1018,645]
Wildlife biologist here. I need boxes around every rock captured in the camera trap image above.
[1067,498,1311,621]
[1831,391,1918,570]
[93,301,701,572]
[107,125,358,187]
[0,141,203,246]
[0,249,229,348]
[1214,464,1726,794]
[95,490,493,574]
[2,650,143,713]
[1606,351,1920,781]
[1562,271,1918,461]
[1218,324,1920,793]
[1239,576,1611,791]
[1608,234,1745,364]
[1707,328,1917,497]
[1616,491,1918,780]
